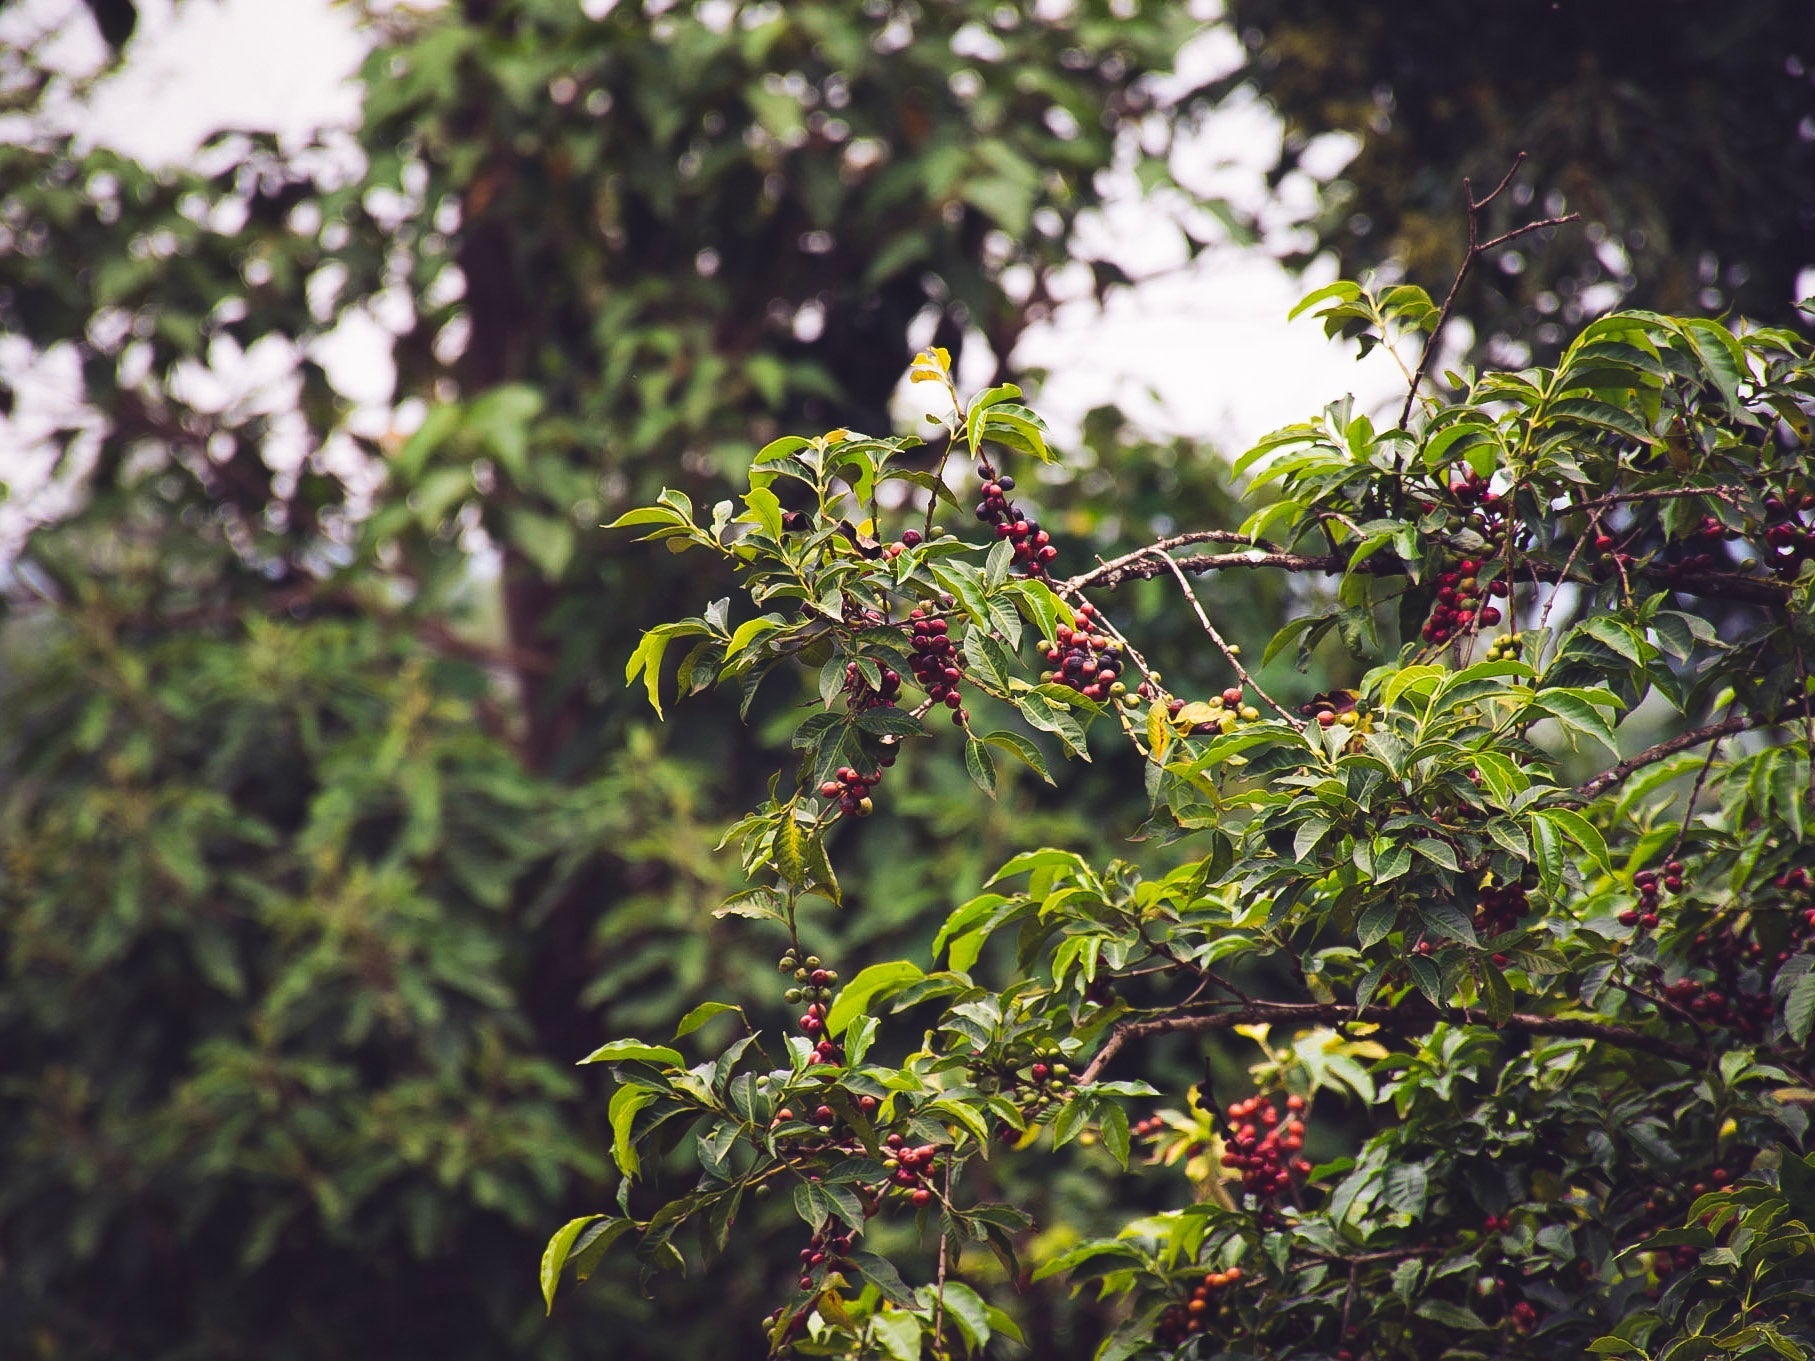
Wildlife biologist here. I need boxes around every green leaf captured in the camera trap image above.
[803,829,841,905]
[741,485,783,539]
[714,888,783,921]
[854,707,926,738]
[1414,838,1459,872]
[825,961,925,1036]
[1530,690,1621,754]
[1051,1093,1091,1148]
[1357,900,1398,949]
[1481,962,1515,1025]
[541,1215,606,1314]
[608,1085,657,1179]
[754,434,813,464]
[871,1310,922,1361]
[1533,807,1612,877]
[964,736,998,796]
[1287,279,1362,322]
[1383,664,1446,711]
[675,1003,741,1039]
[1099,1102,1131,1170]
[1414,1299,1488,1330]
[579,1039,683,1067]
[851,1251,919,1306]
[929,1097,992,1150]
[935,1281,993,1353]
[1406,955,1443,1007]
[794,1180,865,1233]
[982,729,1053,783]
[1383,1160,1429,1217]
[1786,970,1815,1045]
[775,815,810,887]
[626,629,673,718]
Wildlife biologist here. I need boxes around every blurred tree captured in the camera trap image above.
[1216,0,1815,363]
[0,2,1268,1359]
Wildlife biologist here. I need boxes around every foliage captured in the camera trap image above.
[550,280,1815,1361]
[1214,0,1815,363]
[0,3,1237,1359]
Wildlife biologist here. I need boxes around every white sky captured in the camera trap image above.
[0,0,1407,529]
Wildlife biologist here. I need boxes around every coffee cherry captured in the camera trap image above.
[1221,1093,1310,1198]
[1045,602,1124,701]
[971,467,1054,576]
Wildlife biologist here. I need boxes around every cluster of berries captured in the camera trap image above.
[1760,489,1815,575]
[771,1094,876,1135]
[1770,865,1815,936]
[882,1132,942,1207]
[1299,690,1360,730]
[981,1052,1075,1133]
[1017,1055,1073,1117]
[881,527,924,560]
[907,608,969,726]
[1617,860,1683,930]
[1421,555,1507,644]
[793,1224,857,1292]
[1131,1113,1172,1142]
[1505,1299,1539,1335]
[1040,602,1125,701]
[780,950,839,1007]
[973,463,1058,575]
[1473,870,1532,936]
[1632,1160,1744,1292]
[777,949,843,1065]
[1482,630,1524,662]
[1154,1267,1244,1348]
[1660,973,1769,1040]
[1220,1093,1310,1197]
[842,658,901,712]
[1648,1241,1704,1283]
[819,766,881,818]
[1669,514,1734,574]
[1171,687,1261,735]
[1587,527,1638,582]
[1658,900,1815,1042]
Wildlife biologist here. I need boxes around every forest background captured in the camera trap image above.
[1,2,1810,1358]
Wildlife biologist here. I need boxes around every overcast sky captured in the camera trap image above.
[2,0,1407,504]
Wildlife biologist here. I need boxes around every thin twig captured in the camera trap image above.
[1077,999,1700,1086]
[1397,152,1579,429]
[1607,974,1708,1051]
[931,1160,952,1361]
[1665,713,1728,863]
[1060,531,1281,594]
[1065,536,1793,609]
[1570,485,1745,512]
[1536,522,1591,662]
[1575,703,1813,799]
[1337,1259,1360,1348]
[1153,551,1304,730]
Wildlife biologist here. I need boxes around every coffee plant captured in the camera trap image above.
[543,274,1815,1360]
